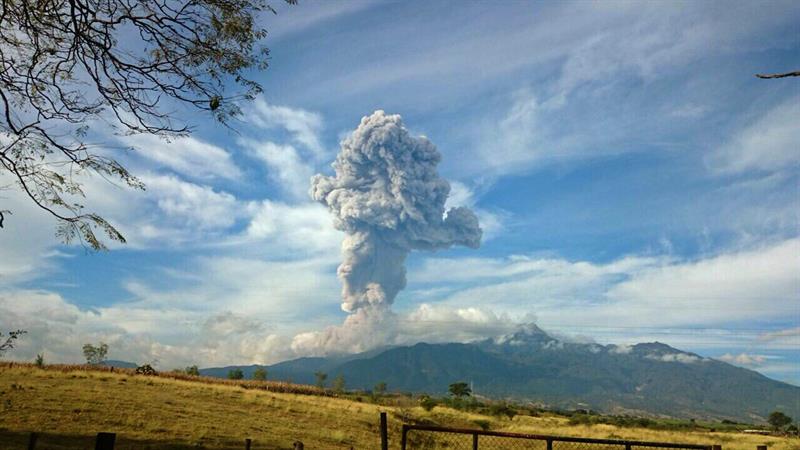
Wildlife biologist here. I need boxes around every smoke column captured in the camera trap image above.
[311,111,482,316]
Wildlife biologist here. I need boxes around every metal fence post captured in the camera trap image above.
[245,438,252,450]
[546,438,552,450]
[472,432,478,450]
[400,424,408,450]
[380,412,388,450]
[95,432,116,450]
[27,432,38,450]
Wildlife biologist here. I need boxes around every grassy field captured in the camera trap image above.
[0,363,797,449]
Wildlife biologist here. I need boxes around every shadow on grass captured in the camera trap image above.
[0,430,289,449]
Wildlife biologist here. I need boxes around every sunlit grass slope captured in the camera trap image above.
[0,364,797,449]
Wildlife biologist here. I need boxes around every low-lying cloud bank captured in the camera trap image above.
[1,237,796,373]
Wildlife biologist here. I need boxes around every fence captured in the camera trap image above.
[400,424,720,450]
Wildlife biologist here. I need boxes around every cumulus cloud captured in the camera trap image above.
[0,288,298,368]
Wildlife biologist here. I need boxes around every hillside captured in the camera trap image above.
[2,364,798,450]
[205,326,800,423]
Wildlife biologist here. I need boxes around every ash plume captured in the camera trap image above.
[311,111,482,315]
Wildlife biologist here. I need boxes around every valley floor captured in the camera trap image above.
[0,364,797,449]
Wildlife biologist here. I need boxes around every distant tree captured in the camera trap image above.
[253,367,267,381]
[228,368,244,380]
[82,342,109,365]
[35,353,45,368]
[373,382,387,396]
[0,0,295,248]
[185,365,200,376]
[768,411,793,430]
[448,382,472,399]
[314,371,327,389]
[0,330,26,357]
[332,374,345,393]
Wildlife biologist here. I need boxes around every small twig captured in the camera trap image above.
[0,210,10,228]
[755,71,800,79]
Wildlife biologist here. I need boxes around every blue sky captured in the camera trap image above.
[0,1,798,384]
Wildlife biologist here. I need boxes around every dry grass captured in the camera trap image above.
[0,363,798,449]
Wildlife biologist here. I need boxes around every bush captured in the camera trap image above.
[228,368,244,380]
[34,354,44,368]
[488,403,516,419]
[135,364,157,376]
[473,419,491,431]
[185,365,200,376]
[419,395,437,411]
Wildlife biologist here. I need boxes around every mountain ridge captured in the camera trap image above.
[199,327,799,423]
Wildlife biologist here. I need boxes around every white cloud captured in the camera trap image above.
[758,327,800,344]
[248,99,325,157]
[121,134,241,181]
[410,238,800,346]
[444,180,505,240]
[142,174,244,230]
[0,289,295,367]
[708,97,800,175]
[647,353,702,364]
[0,181,63,284]
[718,353,768,367]
[240,140,315,201]
[243,200,341,256]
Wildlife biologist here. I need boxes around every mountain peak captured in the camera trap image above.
[492,323,553,346]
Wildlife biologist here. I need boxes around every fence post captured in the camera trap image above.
[400,424,408,450]
[27,432,38,450]
[472,432,478,450]
[712,446,722,450]
[380,412,388,450]
[546,438,552,450]
[757,446,767,450]
[95,432,116,450]
[245,438,252,450]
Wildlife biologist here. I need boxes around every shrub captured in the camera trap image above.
[185,365,200,376]
[419,395,437,411]
[35,354,44,368]
[488,403,516,419]
[135,364,157,376]
[228,368,244,380]
[253,367,267,381]
[473,419,491,431]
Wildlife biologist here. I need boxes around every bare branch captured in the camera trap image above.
[0,0,292,249]
[755,71,800,79]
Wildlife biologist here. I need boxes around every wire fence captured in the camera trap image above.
[400,424,716,450]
